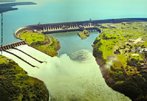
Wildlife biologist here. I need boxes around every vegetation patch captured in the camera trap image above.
[16,30,60,57]
[78,30,90,39]
[0,55,49,101]
[93,22,147,101]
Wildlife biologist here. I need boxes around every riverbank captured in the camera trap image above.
[0,55,49,101]
[93,21,147,101]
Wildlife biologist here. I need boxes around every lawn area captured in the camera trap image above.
[17,30,60,56]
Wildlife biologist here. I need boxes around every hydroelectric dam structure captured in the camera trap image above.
[15,19,102,35]
[2,18,147,67]
[15,18,147,35]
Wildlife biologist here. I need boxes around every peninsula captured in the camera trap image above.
[16,30,60,57]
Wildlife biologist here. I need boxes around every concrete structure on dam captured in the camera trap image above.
[15,18,147,35]
[15,19,102,35]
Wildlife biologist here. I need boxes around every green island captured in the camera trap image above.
[0,55,49,101]
[93,22,147,101]
[78,30,90,39]
[16,30,60,57]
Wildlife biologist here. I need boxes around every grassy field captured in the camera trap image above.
[17,31,60,57]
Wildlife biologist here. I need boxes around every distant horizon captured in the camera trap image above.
[2,0,147,45]
[26,18,147,26]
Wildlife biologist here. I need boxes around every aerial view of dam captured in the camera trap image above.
[0,0,147,101]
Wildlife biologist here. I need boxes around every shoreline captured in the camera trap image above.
[3,18,147,47]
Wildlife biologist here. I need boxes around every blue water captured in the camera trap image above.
[2,0,147,45]
[52,32,98,55]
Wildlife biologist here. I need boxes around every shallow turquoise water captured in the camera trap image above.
[2,0,147,44]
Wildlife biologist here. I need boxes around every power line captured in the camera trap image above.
[1,13,3,55]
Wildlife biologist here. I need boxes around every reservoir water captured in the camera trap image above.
[2,0,147,45]
[2,0,147,100]
[52,32,98,55]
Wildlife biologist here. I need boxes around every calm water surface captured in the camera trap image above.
[2,0,147,44]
